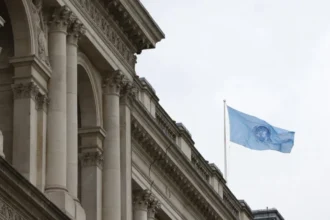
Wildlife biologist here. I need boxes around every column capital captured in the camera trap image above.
[133,189,155,211]
[67,18,86,46]
[36,93,50,111]
[102,70,125,95]
[120,80,138,107]
[79,151,103,169]
[48,6,73,33]
[12,82,39,101]
[148,198,161,219]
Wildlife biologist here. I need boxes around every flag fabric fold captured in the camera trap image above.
[227,106,295,153]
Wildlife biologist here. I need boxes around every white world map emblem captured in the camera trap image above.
[254,126,271,142]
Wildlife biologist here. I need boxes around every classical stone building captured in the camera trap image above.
[0,0,255,220]
[253,208,285,220]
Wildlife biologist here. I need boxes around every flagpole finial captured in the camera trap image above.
[223,99,226,103]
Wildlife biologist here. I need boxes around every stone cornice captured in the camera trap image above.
[131,117,239,220]
[102,0,165,53]
[69,0,137,69]
[0,157,70,220]
[132,95,245,218]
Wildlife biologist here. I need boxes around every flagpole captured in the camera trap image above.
[224,99,228,181]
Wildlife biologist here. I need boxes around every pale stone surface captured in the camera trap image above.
[12,82,38,185]
[120,80,136,220]
[79,127,104,220]
[0,0,259,220]
[102,71,123,220]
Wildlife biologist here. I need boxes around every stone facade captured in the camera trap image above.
[0,0,254,220]
[253,209,285,220]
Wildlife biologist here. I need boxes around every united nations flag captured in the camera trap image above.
[227,106,295,153]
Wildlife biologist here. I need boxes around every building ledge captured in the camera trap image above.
[0,157,70,220]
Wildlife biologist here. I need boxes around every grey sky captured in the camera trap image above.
[137,1,330,219]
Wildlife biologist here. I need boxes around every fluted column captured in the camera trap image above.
[102,70,124,220]
[133,189,154,220]
[66,17,85,200]
[46,6,75,218]
[120,81,137,220]
[147,199,161,220]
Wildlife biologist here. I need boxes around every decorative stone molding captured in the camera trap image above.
[0,157,71,220]
[0,198,27,220]
[35,93,49,111]
[191,151,210,181]
[148,198,161,219]
[102,70,125,95]
[11,82,39,100]
[48,6,73,33]
[131,118,241,220]
[30,0,50,66]
[67,18,86,46]
[120,80,138,107]
[70,0,137,68]
[155,109,176,141]
[79,151,103,169]
[133,189,155,211]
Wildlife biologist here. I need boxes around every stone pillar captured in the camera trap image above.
[66,18,86,220]
[120,81,137,220]
[36,94,49,192]
[133,189,154,220]
[79,127,105,220]
[102,71,124,220]
[147,199,161,220]
[45,6,75,218]
[12,82,39,184]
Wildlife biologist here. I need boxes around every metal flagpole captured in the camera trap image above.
[224,100,228,181]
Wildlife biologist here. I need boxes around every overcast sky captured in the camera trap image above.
[137,1,330,219]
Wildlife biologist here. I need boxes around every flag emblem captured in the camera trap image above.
[253,126,271,143]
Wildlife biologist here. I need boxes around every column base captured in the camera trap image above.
[45,190,75,219]
[75,200,86,220]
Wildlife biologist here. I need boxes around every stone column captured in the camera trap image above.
[120,81,137,220]
[12,82,39,184]
[102,70,124,220]
[147,199,161,220]
[66,18,86,220]
[133,189,154,220]
[79,127,105,220]
[45,6,75,218]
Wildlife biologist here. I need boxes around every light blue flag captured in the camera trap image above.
[227,106,295,153]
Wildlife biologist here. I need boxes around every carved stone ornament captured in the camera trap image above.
[133,189,155,211]
[0,198,26,220]
[12,82,39,100]
[67,18,86,46]
[147,198,161,218]
[131,118,240,220]
[120,80,138,106]
[102,70,125,95]
[48,6,73,32]
[35,93,50,111]
[79,151,103,169]
[71,0,137,68]
[31,0,50,66]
